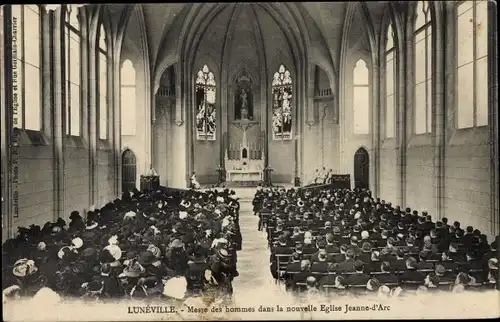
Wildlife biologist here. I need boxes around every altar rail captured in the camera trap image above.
[300,174,351,191]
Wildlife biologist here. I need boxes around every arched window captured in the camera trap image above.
[385,23,396,138]
[195,65,216,141]
[98,24,108,140]
[121,60,136,136]
[456,0,488,128]
[11,5,41,131]
[271,64,293,140]
[353,59,370,135]
[65,5,81,136]
[414,1,432,134]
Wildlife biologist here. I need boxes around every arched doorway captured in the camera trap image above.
[354,147,369,190]
[122,149,137,193]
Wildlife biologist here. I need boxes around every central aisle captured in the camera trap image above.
[232,197,284,305]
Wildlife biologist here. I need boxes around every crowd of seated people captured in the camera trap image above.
[2,187,242,304]
[253,187,499,297]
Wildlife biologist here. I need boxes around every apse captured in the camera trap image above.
[191,4,296,185]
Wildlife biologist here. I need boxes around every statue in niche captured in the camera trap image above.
[234,71,253,121]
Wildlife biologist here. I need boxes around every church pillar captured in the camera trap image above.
[181,61,193,188]
[108,35,119,198]
[371,57,380,197]
[304,62,315,183]
[112,46,121,196]
[396,21,407,208]
[51,7,65,221]
[79,9,90,206]
[87,10,98,206]
[433,3,446,220]
[296,60,307,184]
[488,1,499,237]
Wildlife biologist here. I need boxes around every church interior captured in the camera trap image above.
[1,2,499,313]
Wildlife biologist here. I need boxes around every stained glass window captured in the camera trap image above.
[456,0,489,128]
[271,64,293,140]
[353,60,370,134]
[98,25,108,140]
[195,65,216,140]
[65,5,81,136]
[11,5,41,131]
[121,60,136,136]
[385,23,395,138]
[414,1,432,134]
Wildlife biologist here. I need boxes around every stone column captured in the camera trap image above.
[51,7,65,220]
[87,10,98,206]
[113,48,121,196]
[433,4,446,220]
[396,22,407,208]
[371,57,381,197]
[79,9,90,205]
[489,2,499,236]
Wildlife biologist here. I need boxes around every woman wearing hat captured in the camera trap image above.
[208,248,238,302]
[11,258,47,297]
[118,260,146,296]
[185,248,209,297]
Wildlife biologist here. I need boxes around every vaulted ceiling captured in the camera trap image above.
[103,2,389,80]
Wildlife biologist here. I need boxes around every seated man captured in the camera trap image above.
[310,258,329,278]
[486,258,499,285]
[310,248,331,264]
[439,251,459,273]
[422,236,439,254]
[346,260,370,287]
[416,250,434,271]
[305,276,320,296]
[337,249,356,273]
[291,259,312,292]
[448,243,466,262]
[452,272,476,293]
[391,248,407,272]
[325,233,340,254]
[358,242,372,263]
[400,257,425,287]
[269,235,293,279]
[331,275,349,296]
[367,250,382,273]
[458,251,484,280]
[376,261,399,285]
[331,245,348,263]
[433,264,455,283]
[424,273,442,293]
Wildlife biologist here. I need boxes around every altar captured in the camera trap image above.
[226,169,263,182]
[224,119,264,184]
